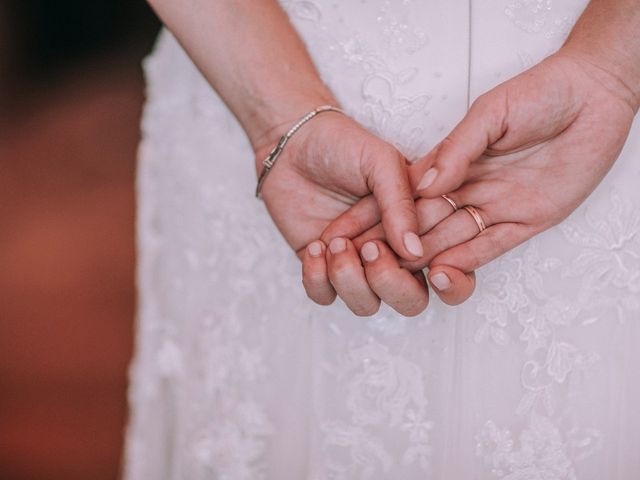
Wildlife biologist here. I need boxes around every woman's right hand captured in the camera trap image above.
[255,111,430,316]
[149,1,438,315]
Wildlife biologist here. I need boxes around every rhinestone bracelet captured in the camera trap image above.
[255,105,344,197]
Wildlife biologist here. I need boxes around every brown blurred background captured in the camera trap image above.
[0,2,159,479]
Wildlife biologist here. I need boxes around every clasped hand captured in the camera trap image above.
[257,53,636,317]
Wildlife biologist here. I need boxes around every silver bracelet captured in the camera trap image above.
[255,105,344,197]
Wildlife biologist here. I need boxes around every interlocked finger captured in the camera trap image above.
[427,266,476,306]
[430,222,532,273]
[400,204,491,272]
[360,240,429,317]
[301,240,336,306]
[326,237,381,316]
[353,195,463,251]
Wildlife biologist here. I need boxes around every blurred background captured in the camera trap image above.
[0,1,160,478]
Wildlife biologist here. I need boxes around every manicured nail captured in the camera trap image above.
[361,242,379,262]
[329,237,347,254]
[403,232,424,258]
[308,241,322,257]
[430,272,451,291]
[417,167,438,191]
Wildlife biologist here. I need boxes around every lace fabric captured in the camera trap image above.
[125,1,640,478]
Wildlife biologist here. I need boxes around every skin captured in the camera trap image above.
[256,113,428,316]
[148,0,425,279]
[306,0,640,315]
[150,0,640,316]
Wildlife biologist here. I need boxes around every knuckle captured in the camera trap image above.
[378,144,403,164]
[369,267,398,291]
[397,195,417,214]
[433,137,468,175]
[439,135,457,152]
[330,261,357,282]
[470,249,484,272]
[487,231,504,254]
[369,149,407,181]
[471,92,493,112]
[400,295,429,317]
[423,230,448,259]
[441,279,475,306]
[382,197,415,219]
[416,202,437,232]
[303,269,327,289]
[312,292,337,306]
[351,301,380,317]
[473,91,506,126]
[302,273,336,306]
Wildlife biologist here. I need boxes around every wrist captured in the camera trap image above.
[242,85,339,153]
[560,1,640,113]
[557,46,640,113]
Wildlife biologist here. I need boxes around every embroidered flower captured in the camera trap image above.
[478,415,576,480]
[346,342,426,427]
[562,192,640,294]
[475,255,530,345]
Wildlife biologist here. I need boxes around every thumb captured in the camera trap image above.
[413,92,507,197]
[362,147,423,261]
[428,266,476,306]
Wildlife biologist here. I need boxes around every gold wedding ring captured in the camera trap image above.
[463,205,487,233]
[441,194,458,212]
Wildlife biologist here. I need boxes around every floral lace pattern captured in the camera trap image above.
[561,192,640,319]
[473,241,601,478]
[125,1,640,478]
[504,0,581,39]
[320,337,433,477]
[477,414,578,480]
[473,188,640,478]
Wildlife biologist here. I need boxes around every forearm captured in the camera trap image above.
[562,0,640,111]
[147,0,336,149]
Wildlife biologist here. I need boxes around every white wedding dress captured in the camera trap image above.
[125,1,640,478]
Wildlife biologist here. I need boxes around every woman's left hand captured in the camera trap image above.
[309,51,637,314]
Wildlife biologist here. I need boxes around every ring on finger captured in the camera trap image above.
[441,194,458,212]
[462,205,486,233]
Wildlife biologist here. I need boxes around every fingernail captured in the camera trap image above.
[403,232,424,258]
[308,241,322,257]
[430,272,451,291]
[361,242,379,262]
[329,237,347,254]
[417,167,438,191]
